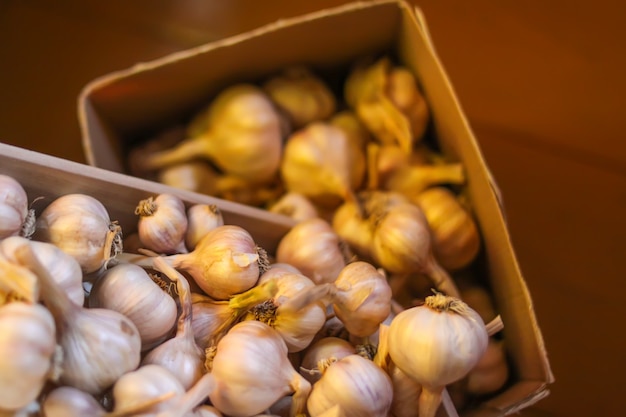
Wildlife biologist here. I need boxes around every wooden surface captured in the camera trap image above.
[1,1,624,416]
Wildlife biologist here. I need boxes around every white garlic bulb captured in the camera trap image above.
[275,217,347,285]
[0,174,32,239]
[306,354,393,417]
[89,262,178,351]
[0,302,56,411]
[136,193,189,254]
[209,320,311,417]
[32,193,122,274]
[185,204,224,251]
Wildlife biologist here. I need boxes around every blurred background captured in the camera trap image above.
[1,1,624,416]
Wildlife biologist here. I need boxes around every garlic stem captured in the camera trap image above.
[425,260,460,299]
[105,392,176,417]
[366,142,381,191]
[418,386,443,417]
[153,373,216,417]
[385,163,465,196]
[485,314,504,336]
[141,136,211,171]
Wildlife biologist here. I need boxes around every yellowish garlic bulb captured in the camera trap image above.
[280,122,361,209]
[386,66,430,143]
[157,160,220,196]
[306,354,393,417]
[413,187,481,270]
[466,338,509,395]
[263,66,337,129]
[268,192,319,223]
[137,84,284,184]
[275,217,348,285]
[0,252,39,306]
[0,302,56,411]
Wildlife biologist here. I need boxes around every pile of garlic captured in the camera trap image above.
[1,169,508,417]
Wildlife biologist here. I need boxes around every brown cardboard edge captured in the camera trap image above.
[407,0,555,392]
[0,142,295,253]
[77,0,406,167]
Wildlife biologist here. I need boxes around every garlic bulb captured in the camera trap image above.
[41,386,107,417]
[137,84,283,184]
[142,257,206,390]
[136,194,189,254]
[0,236,84,306]
[280,122,362,209]
[413,187,481,270]
[208,320,311,417]
[0,302,56,411]
[262,66,337,129]
[386,65,430,144]
[32,193,122,274]
[268,192,318,223]
[0,174,33,239]
[246,270,327,352]
[185,204,224,251]
[15,242,141,394]
[371,201,460,298]
[299,337,356,384]
[275,217,348,285]
[157,160,220,196]
[331,261,392,339]
[388,292,488,417]
[306,354,393,417]
[89,262,178,351]
[133,225,264,300]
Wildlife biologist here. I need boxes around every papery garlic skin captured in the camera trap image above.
[0,174,29,239]
[136,194,189,255]
[32,193,122,274]
[276,218,347,285]
[209,321,311,417]
[89,263,177,351]
[306,354,393,417]
[0,302,56,411]
[0,236,84,306]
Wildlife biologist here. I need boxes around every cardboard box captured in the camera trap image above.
[78,0,553,415]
